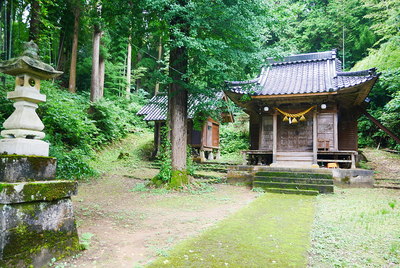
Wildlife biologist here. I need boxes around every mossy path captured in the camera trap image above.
[148,193,316,267]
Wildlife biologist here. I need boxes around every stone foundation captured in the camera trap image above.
[227,165,374,188]
[0,156,80,267]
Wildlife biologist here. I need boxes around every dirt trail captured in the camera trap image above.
[60,171,257,267]
[362,148,400,187]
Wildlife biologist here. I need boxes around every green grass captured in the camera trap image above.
[147,193,316,267]
[90,131,154,176]
[309,188,400,267]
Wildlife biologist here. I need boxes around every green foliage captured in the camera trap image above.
[220,118,249,155]
[50,146,98,180]
[186,146,195,176]
[0,75,14,131]
[129,183,149,192]
[252,187,265,193]
[354,37,400,149]
[388,200,396,210]
[79,232,95,250]
[152,127,172,185]
[0,79,148,180]
[40,83,98,151]
[184,182,216,195]
[353,37,400,72]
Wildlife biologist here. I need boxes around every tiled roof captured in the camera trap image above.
[137,91,224,121]
[226,50,377,96]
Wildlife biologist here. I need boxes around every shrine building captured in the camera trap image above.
[225,50,379,169]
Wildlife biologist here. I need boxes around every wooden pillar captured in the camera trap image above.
[351,153,356,169]
[153,121,161,157]
[313,110,317,164]
[334,111,338,151]
[272,112,277,163]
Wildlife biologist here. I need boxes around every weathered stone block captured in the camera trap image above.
[226,170,254,186]
[0,180,77,204]
[332,168,374,187]
[0,155,56,182]
[0,198,80,267]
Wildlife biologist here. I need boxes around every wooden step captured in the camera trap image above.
[271,162,314,168]
[276,156,314,161]
[276,152,313,156]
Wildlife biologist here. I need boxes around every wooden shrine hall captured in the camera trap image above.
[225,50,379,169]
[137,92,233,161]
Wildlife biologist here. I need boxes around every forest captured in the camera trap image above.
[0,0,399,181]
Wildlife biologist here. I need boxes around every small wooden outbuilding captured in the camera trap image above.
[225,50,379,168]
[137,92,233,161]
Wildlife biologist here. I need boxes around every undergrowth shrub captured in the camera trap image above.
[0,75,15,131]
[220,117,249,155]
[0,79,149,180]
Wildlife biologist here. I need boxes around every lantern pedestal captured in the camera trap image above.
[0,138,49,156]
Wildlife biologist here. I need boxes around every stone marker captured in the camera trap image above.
[0,41,80,267]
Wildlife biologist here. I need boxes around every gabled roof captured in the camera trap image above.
[137,91,228,121]
[226,50,378,96]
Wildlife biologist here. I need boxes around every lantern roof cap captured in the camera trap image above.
[0,41,62,79]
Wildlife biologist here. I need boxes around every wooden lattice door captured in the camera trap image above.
[277,115,313,152]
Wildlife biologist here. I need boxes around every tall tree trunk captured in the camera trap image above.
[154,36,162,96]
[29,0,40,43]
[5,0,12,59]
[168,36,189,187]
[99,52,105,98]
[68,8,80,92]
[126,36,132,98]
[0,0,4,60]
[135,51,142,90]
[90,26,101,102]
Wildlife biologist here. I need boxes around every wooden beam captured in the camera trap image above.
[364,111,400,144]
[251,91,338,99]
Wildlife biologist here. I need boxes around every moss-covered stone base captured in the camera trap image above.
[0,155,57,182]
[0,180,77,204]
[0,198,80,267]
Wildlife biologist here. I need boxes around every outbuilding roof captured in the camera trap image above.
[137,91,226,121]
[226,50,378,96]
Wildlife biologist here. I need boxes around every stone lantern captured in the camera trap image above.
[0,42,79,267]
[0,41,62,156]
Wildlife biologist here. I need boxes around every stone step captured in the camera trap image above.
[262,188,319,196]
[228,165,332,174]
[254,176,334,185]
[253,181,334,193]
[255,171,333,180]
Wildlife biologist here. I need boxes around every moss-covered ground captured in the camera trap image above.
[309,188,400,267]
[148,193,316,267]
[55,135,400,267]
